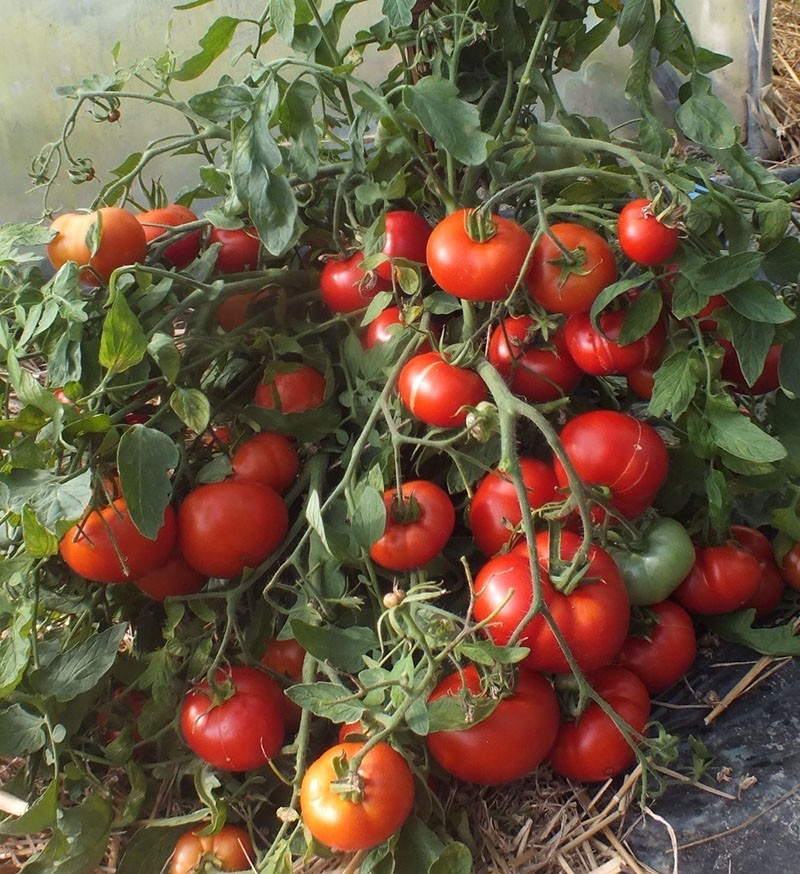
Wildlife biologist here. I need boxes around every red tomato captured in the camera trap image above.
[375,210,433,280]
[95,688,146,745]
[180,665,284,771]
[370,480,455,570]
[214,290,271,331]
[254,365,327,413]
[47,207,147,285]
[720,341,782,395]
[398,351,488,428]
[132,546,207,601]
[178,480,288,579]
[300,741,415,851]
[693,294,727,331]
[208,226,260,273]
[672,542,762,615]
[262,637,306,731]
[320,251,391,313]
[487,316,582,403]
[548,666,651,783]
[615,600,697,693]
[472,529,630,674]
[60,499,177,584]
[563,310,666,376]
[782,541,800,593]
[468,458,559,556]
[426,208,532,302]
[136,204,201,269]
[553,410,669,519]
[170,824,254,874]
[617,198,680,266]
[731,525,785,620]
[528,222,617,315]
[426,665,559,785]
[230,432,300,494]
[361,306,437,352]
[626,359,658,400]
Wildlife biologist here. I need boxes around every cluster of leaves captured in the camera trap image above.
[2,0,800,871]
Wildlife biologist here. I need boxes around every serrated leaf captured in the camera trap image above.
[618,288,662,344]
[0,601,33,698]
[0,705,46,756]
[727,313,774,388]
[116,426,178,539]
[676,92,739,149]
[22,504,60,557]
[170,387,211,434]
[31,624,128,702]
[427,694,498,733]
[756,200,792,251]
[383,0,415,28]
[172,16,241,82]
[590,275,650,320]
[617,0,649,45]
[725,280,794,324]
[707,401,786,463]
[648,349,702,419]
[285,681,365,722]
[291,620,377,672]
[99,293,148,376]
[187,84,253,122]
[0,469,91,533]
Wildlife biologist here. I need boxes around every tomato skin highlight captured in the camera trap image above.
[617,198,680,266]
[487,316,582,403]
[230,432,300,494]
[178,480,289,579]
[180,665,285,771]
[554,410,669,519]
[170,824,255,874]
[255,365,327,413]
[60,498,177,584]
[300,741,415,852]
[528,222,617,315]
[468,458,559,557]
[472,530,630,674]
[426,665,560,785]
[208,226,261,273]
[370,480,455,570]
[426,208,532,302]
[136,204,201,269]
[320,251,391,313]
[48,207,148,285]
[564,310,666,376]
[672,542,762,615]
[398,351,488,428]
[375,210,433,280]
[615,600,697,693]
[548,666,651,783]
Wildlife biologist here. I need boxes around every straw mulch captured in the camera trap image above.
[770,0,800,162]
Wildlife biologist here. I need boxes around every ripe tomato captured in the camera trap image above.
[180,665,284,771]
[472,529,630,674]
[230,432,300,494]
[254,364,327,413]
[426,665,559,785]
[548,666,651,783]
[487,316,582,403]
[553,410,669,519]
[398,351,487,428]
[60,499,177,584]
[132,546,207,601]
[617,198,680,266]
[615,600,697,693]
[672,542,762,615]
[730,525,785,620]
[528,222,617,315]
[135,204,201,269]
[170,824,254,874]
[781,541,800,593]
[47,207,147,285]
[300,741,415,852]
[320,252,391,313]
[214,290,271,331]
[468,458,559,556]
[361,305,437,352]
[426,208,532,302]
[563,310,666,376]
[262,637,306,731]
[626,359,658,400]
[370,480,455,570]
[178,480,288,578]
[720,340,782,395]
[208,226,260,273]
[375,210,432,280]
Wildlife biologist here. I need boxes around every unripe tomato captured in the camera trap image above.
[136,204,201,269]
[208,226,260,273]
[47,207,147,285]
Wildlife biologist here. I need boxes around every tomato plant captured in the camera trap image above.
[180,665,285,771]
[426,665,559,784]
[136,204,201,269]
[617,198,680,266]
[300,742,415,851]
[398,351,487,428]
[170,824,255,874]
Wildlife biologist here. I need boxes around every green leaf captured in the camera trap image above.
[705,467,732,536]
[589,275,649,320]
[187,84,253,122]
[116,825,187,874]
[350,485,386,550]
[243,406,342,443]
[0,469,91,533]
[278,79,320,180]
[394,817,444,871]
[705,610,800,656]
[291,620,377,672]
[172,16,241,81]
[706,399,786,463]
[676,92,739,149]
[617,288,662,344]
[756,200,792,251]
[31,624,128,703]
[762,236,800,286]
[691,252,763,296]
[0,601,33,698]
[778,335,800,397]
[426,693,498,733]
[148,333,181,384]
[285,681,365,722]
[116,426,178,540]
[383,0,415,28]
[725,280,794,324]
[648,349,702,419]
[0,704,46,756]
[170,387,211,434]
[305,489,330,554]
[99,293,148,376]
[402,78,491,166]
[617,0,649,45]
[457,641,530,666]
[271,0,297,45]
[22,504,60,557]
[0,781,57,837]
[726,314,774,388]
[430,842,474,874]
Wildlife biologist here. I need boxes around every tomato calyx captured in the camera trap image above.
[645,187,685,229]
[464,207,499,244]
[330,750,366,803]
[553,673,589,721]
[389,491,422,525]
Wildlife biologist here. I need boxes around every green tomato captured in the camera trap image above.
[609,517,695,606]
